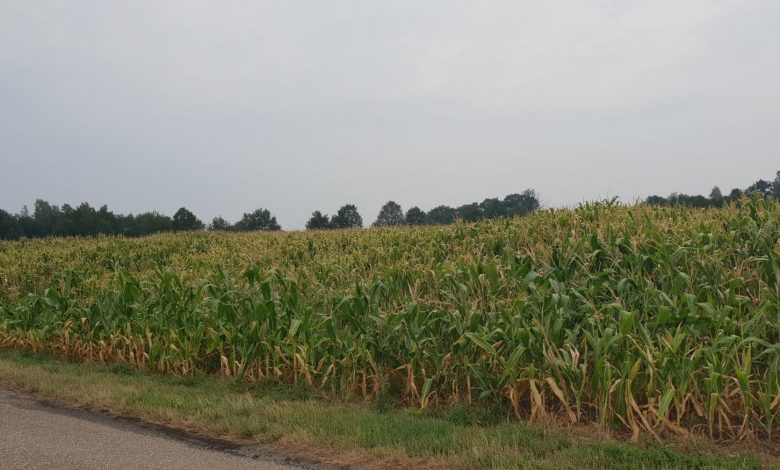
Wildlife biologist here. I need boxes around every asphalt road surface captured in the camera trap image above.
[0,388,321,470]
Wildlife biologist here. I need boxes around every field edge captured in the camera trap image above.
[0,348,772,470]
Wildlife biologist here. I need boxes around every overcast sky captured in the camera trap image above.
[1,1,778,229]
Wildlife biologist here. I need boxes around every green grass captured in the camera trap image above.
[0,349,767,469]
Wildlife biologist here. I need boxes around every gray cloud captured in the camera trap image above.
[2,0,778,228]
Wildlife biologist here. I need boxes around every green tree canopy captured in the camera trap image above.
[746,179,772,198]
[709,186,724,207]
[125,212,173,237]
[427,205,456,225]
[208,216,231,231]
[233,208,281,232]
[373,201,405,227]
[0,209,22,240]
[709,186,723,200]
[404,206,427,225]
[305,211,331,230]
[32,199,60,237]
[503,190,540,217]
[172,207,204,232]
[331,204,363,229]
[456,203,483,222]
[479,198,505,219]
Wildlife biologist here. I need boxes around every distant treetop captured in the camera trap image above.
[646,170,779,208]
[372,201,404,227]
[331,204,363,229]
[172,207,204,232]
[232,209,281,232]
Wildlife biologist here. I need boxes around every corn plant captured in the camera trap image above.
[1,197,778,441]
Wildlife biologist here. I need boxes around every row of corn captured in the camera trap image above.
[1,198,778,441]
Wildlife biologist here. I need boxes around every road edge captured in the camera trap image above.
[0,384,341,470]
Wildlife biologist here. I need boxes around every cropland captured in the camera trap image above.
[1,199,779,447]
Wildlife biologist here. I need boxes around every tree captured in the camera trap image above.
[709,186,724,207]
[208,216,231,231]
[305,211,331,230]
[233,208,281,232]
[746,179,772,198]
[709,186,722,200]
[646,195,667,206]
[54,204,78,236]
[0,209,22,240]
[503,190,540,217]
[427,205,456,225]
[456,203,483,222]
[60,202,105,236]
[32,199,61,237]
[331,204,363,229]
[96,205,121,235]
[728,188,743,201]
[772,171,780,199]
[124,212,173,236]
[17,206,36,237]
[117,214,135,236]
[405,206,427,225]
[172,207,204,232]
[479,198,504,219]
[688,195,710,208]
[373,201,405,227]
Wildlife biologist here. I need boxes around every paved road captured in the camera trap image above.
[0,389,315,470]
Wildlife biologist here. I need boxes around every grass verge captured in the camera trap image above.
[0,349,772,470]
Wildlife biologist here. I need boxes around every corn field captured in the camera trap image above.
[1,199,779,441]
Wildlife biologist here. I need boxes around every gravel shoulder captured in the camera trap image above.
[0,388,325,470]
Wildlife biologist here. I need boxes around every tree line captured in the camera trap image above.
[305,189,541,229]
[645,170,780,208]
[0,201,281,240]
[0,189,540,240]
